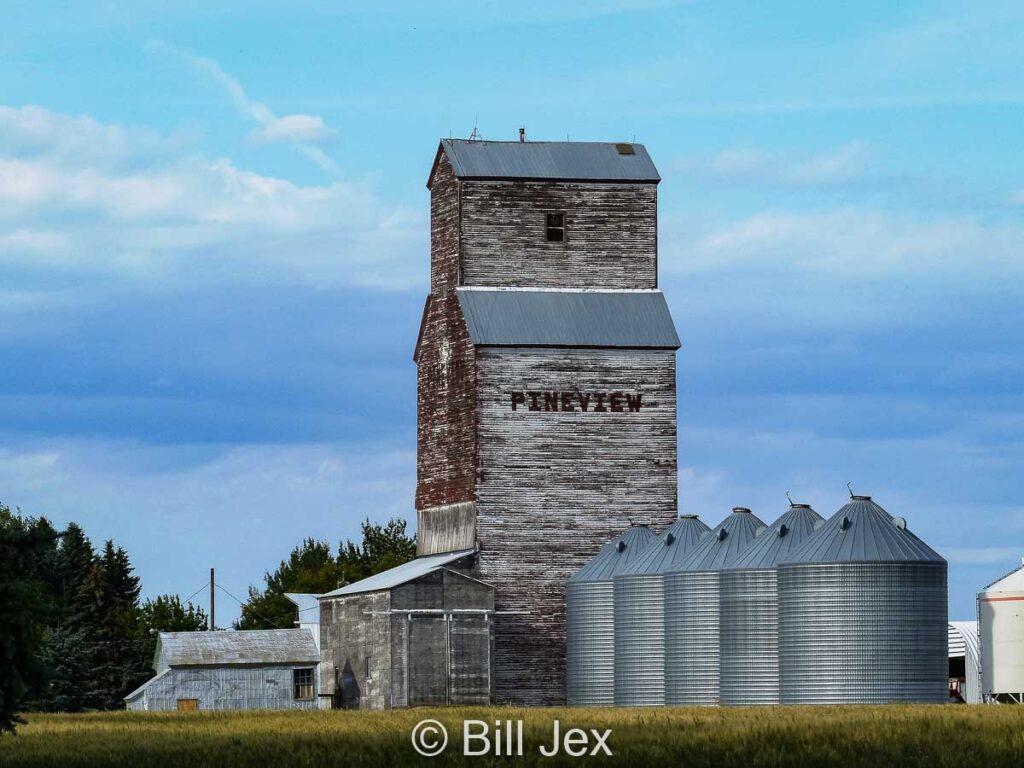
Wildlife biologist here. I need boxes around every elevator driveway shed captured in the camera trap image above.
[317,549,496,709]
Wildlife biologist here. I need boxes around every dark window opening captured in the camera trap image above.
[546,212,565,242]
[294,667,314,700]
[364,656,372,678]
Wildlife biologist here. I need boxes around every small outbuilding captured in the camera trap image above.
[317,549,496,709]
[125,629,320,712]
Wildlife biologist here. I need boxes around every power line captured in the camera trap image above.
[215,582,277,628]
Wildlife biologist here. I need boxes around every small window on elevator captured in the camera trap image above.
[546,212,566,242]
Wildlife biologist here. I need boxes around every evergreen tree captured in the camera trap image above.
[0,504,60,733]
[73,542,151,710]
[137,594,208,668]
[238,519,416,630]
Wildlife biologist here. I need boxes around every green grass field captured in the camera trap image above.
[2,705,1023,767]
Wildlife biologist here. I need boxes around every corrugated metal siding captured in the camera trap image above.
[949,621,982,704]
[663,509,765,706]
[778,562,948,703]
[129,665,318,711]
[612,516,711,707]
[457,289,680,349]
[567,525,657,705]
[439,139,660,183]
[719,570,779,705]
[719,505,823,705]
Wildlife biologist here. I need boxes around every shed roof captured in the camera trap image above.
[457,289,680,349]
[726,504,824,570]
[157,629,318,669]
[779,496,945,566]
[430,139,660,186]
[672,508,767,573]
[569,524,658,583]
[124,667,171,702]
[620,515,712,576]
[319,549,477,598]
[284,592,320,623]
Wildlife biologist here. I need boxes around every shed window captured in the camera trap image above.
[546,212,566,242]
[293,668,314,700]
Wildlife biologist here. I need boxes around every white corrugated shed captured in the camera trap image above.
[949,621,982,704]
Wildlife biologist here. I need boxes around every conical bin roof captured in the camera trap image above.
[726,503,823,570]
[779,496,944,565]
[569,524,658,583]
[618,515,712,576]
[672,507,766,573]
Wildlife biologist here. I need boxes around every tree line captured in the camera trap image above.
[0,501,415,732]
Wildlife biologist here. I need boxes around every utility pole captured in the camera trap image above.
[209,567,215,631]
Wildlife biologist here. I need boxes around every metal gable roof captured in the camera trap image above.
[457,289,680,349]
[982,560,1024,591]
[318,549,477,598]
[779,496,945,566]
[156,629,318,669]
[725,504,824,570]
[620,515,712,575]
[569,524,658,583]
[671,508,767,573]
[437,139,660,183]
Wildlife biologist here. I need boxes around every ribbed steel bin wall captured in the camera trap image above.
[613,574,665,706]
[719,569,779,705]
[566,580,615,706]
[778,562,948,704]
[664,570,721,705]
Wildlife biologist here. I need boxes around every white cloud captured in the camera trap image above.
[680,141,874,188]
[0,436,415,624]
[145,40,339,172]
[248,114,337,145]
[0,105,424,293]
[662,208,1023,281]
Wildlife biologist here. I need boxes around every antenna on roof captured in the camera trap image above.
[519,127,526,142]
[469,115,482,142]
[786,490,794,506]
[846,482,855,499]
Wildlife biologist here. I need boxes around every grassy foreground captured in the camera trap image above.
[2,705,1023,767]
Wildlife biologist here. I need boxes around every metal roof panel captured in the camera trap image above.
[620,515,712,575]
[319,549,477,597]
[726,504,824,570]
[569,525,658,583]
[440,139,660,182]
[157,629,319,668]
[457,289,680,349]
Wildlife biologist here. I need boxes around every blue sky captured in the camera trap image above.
[2,1,1023,623]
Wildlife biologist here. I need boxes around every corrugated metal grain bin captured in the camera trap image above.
[778,495,947,704]
[664,508,765,705]
[566,524,657,706]
[719,502,823,705]
[612,515,711,706]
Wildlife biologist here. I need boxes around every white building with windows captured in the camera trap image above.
[125,629,319,712]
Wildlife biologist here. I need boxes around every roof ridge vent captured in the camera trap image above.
[892,517,907,531]
[665,532,676,546]
[718,529,728,541]
[778,523,789,538]
[840,516,851,531]
[617,540,627,553]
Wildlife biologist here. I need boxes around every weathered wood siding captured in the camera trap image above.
[390,570,494,706]
[318,592,391,710]
[127,665,318,711]
[416,501,477,556]
[416,153,478,514]
[473,347,678,705]
[459,181,658,289]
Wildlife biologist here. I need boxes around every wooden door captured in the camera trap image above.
[176,698,199,712]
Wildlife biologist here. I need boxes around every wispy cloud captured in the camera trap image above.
[144,40,339,172]
[678,141,874,189]
[0,105,423,293]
